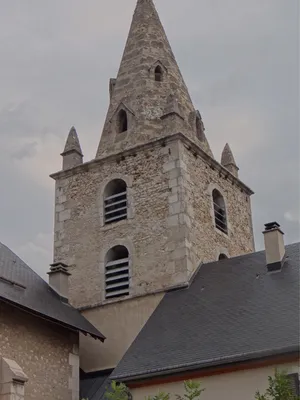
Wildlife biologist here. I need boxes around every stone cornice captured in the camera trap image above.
[50,133,254,195]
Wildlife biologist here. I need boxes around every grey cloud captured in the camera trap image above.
[11,141,38,160]
[0,0,298,278]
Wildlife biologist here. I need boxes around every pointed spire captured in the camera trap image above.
[61,127,83,170]
[96,0,201,158]
[221,143,239,178]
[123,0,177,63]
[62,126,83,156]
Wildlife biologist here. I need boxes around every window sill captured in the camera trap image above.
[214,225,230,240]
[101,217,132,231]
[102,293,131,305]
[114,130,128,143]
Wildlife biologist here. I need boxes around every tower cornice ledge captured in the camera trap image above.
[50,133,254,196]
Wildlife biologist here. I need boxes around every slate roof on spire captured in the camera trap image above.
[221,143,237,167]
[62,126,83,156]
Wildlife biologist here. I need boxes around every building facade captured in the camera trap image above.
[0,242,104,400]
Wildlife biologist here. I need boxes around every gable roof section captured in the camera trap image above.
[0,242,105,341]
[112,243,300,381]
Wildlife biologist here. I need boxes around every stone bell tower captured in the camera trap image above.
[51,0,255,373]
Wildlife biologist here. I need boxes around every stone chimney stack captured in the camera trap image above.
[47,262,71,302]
[263,222,285,272]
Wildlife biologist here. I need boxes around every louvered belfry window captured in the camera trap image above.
[104,179,128,225]
[212,189,228,234]
[105,246,130,299]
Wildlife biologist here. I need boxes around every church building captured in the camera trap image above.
[51,0,255,376]
[0,0,298,399]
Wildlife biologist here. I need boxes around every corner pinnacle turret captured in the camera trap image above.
[221,143,239,178]
[61,126,83,170]
[96,0,213,159]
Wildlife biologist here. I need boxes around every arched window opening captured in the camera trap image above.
[105,245,130,299]
[104,179,127,225]
[117,109,128,133]
[219,253,228,261]
[155,65,163,82]
[213,189,228,234]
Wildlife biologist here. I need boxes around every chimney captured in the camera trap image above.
[263,222,285,272]
[47,262,71,302]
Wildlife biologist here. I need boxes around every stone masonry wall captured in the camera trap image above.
[180,141,255,268]
[53,135,254,312]
[54,139,191,309]
[0,302,79,400]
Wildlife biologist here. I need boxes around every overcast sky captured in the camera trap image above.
[0,0,299,279]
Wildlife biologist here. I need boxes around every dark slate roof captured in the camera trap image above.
[80,369,112,400]
[0,242,105,340]
[112,243,300,381]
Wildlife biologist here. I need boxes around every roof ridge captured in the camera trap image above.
[202,242,299,267]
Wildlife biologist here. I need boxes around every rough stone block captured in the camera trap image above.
[58,195,67,204]
[168,194,178,204]
[172,247,187,260]
[167,215,179,227]
[168,178,178,188]
[59,209,71,222]
[69,353,79,367]
[169,168,181,180]
[55,204,65,213]
[163,161,176,172]
[176,160,187,170]
[169,201,182,215]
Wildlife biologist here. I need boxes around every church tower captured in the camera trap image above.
[51,0,255,373]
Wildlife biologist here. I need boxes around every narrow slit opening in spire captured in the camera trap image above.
[118,110,128,133]
[155,66,163,82]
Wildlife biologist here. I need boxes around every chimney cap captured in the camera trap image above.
[263,221,284,235]
[264,221,280,231]
[47,262,71,276]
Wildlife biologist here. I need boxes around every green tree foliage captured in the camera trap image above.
[84,380,205,400]
[105,381,131,400]
[176,380,206,400]
[255,370,299,400]
[81,371,298,400]
[143,380,205,400]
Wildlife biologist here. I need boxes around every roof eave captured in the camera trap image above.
[0,296,106,342]
[112,346,299,382]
